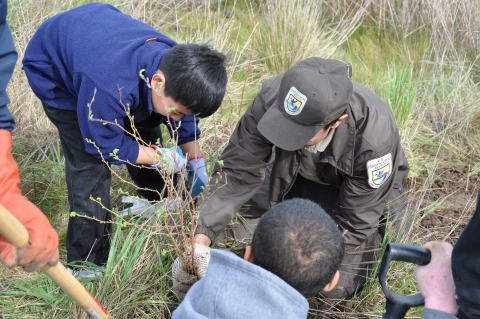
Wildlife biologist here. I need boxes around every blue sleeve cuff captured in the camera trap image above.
[0,104,15,132]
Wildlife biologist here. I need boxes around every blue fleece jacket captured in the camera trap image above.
[22,3,200,164]
[0,0,17,132]
[172,249,309,319]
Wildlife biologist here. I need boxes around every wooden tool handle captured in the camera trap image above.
[0,204,113,319]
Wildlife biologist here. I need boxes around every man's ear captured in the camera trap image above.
[150,71,166,91]
[322,270,340,292]
[243,246,254,263]
[331,114,348,129]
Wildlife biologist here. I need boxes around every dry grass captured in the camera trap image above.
[3,0,480,317]
[254,0,368,74]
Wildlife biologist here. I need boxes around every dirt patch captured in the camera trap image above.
[306,164,480,318]
[415,164,480,244]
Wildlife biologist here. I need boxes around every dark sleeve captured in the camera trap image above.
[195,94,273,242]
[451,191,480,318]
[336,143,399,250]
[0,1,17,132]
[422,308,457,319]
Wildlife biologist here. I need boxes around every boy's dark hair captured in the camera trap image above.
[158,43,227,118]
[252,198,345,298]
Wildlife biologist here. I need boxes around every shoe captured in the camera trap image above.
[67,267,103,279]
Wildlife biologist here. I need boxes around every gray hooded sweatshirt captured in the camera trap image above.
[172,249,309,319]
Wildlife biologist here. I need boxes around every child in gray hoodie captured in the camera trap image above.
[172,198,345,318]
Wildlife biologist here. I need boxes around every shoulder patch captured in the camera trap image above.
[366,153,392,189]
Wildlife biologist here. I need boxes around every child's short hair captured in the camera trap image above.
[158,43,227,118]
[252,198,345,298]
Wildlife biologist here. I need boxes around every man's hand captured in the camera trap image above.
[172,243,211,300]
[414,241,457,316]
[187,157,208,197]
[0,130,59,272]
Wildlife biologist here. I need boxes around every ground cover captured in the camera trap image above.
[2,0,479,318]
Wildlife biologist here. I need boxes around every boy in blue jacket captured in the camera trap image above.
[22,3,228,272]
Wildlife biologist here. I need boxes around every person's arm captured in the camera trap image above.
[451,191,480,318]
[180,140,209,198]
[136,145,160,165]
[74,79,142,165]
[335,165,395,251]
[179,140,201,159]
[195,92,274,244]
[0,2,59,272]
[75,77,185,169]
[415,241,458,318]
[0,130,59,271]
[0,1,17,133]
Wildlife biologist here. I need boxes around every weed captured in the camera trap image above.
[3,0,480,318]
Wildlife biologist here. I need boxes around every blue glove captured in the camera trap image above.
[151,146,185,173]
[187,157,208,197]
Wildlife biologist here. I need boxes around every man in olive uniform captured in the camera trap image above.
[174,57,409,299]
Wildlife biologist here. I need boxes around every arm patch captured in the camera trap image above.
[366,153,392,188]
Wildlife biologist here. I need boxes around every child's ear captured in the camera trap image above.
[243,246,254,263]
[322,270,340,292]
[151,71,166,90]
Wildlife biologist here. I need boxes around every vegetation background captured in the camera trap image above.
[2,0,480,318]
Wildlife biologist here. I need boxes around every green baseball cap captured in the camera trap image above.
[258,57,353,151]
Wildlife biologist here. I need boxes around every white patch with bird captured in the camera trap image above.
[366,153,392,188]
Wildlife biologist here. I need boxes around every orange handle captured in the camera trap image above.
[0,204,113,319]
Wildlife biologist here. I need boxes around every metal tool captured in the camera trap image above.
[378,243,431,319]
[0,204,113,319]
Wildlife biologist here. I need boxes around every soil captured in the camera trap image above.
[415,164,480,244]
[306,164,480,318]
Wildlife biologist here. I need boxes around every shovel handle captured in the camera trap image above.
[379,243,431,319]
[0,204,113,319]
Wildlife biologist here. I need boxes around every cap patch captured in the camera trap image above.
[366,153,392,189]
[284,86,307,115]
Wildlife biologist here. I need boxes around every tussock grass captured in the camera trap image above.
[3,0,480,318]
[254,0,367,74]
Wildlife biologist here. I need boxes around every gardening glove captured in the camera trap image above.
[0,129,59,272]
[150,145,186,173]
[187,157,208,197]
[414,241,458,316]
[171,243,211,300]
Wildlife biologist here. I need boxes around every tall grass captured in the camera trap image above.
[254,0,368,74]
[3,0,480,318]
[327,0,480,60]
[377,61,418,140]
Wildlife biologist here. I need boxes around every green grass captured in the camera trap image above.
[3,0,480,317]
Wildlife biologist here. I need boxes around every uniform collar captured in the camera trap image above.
[304,128,335,154]
[328,105,356,176]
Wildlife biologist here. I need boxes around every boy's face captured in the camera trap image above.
[151,72,192,121]
[303,126,331,148]
[302,114,348,148]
